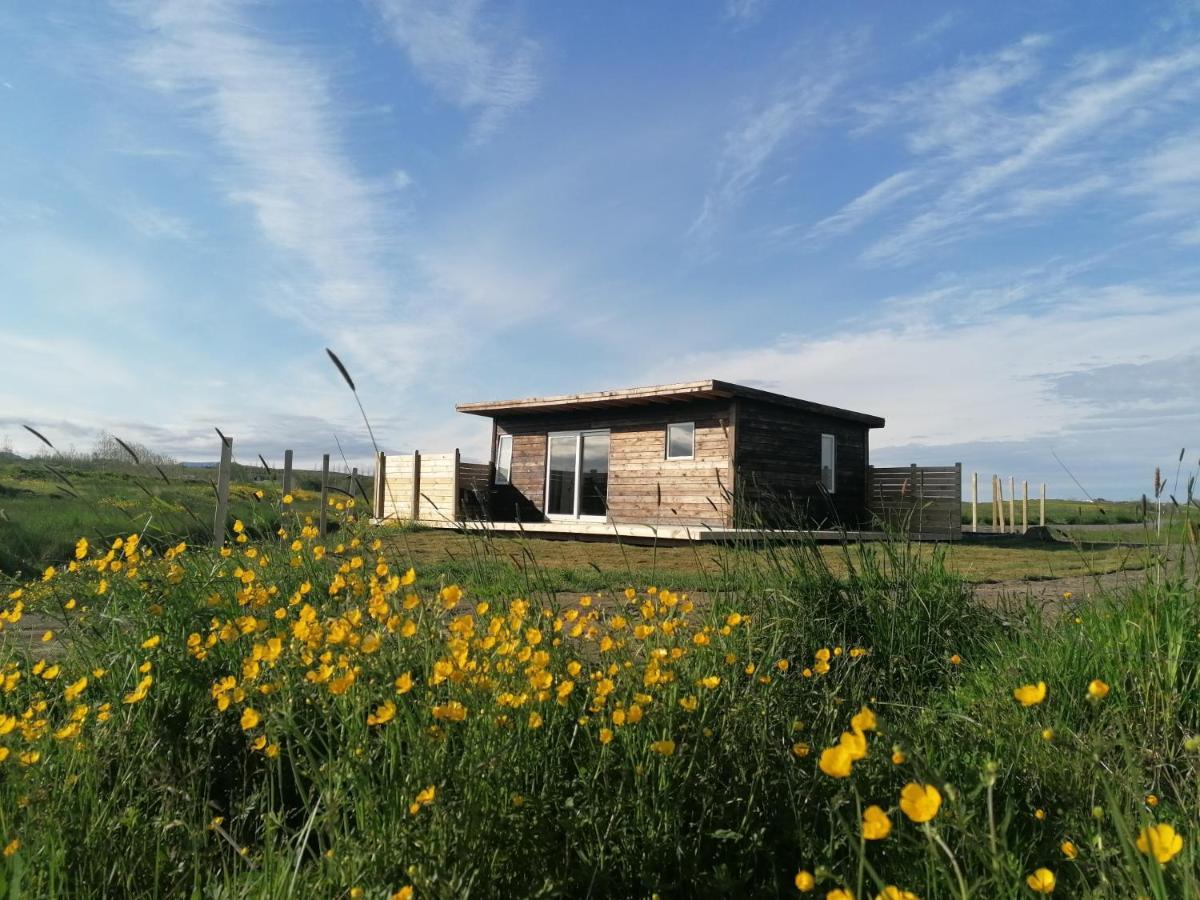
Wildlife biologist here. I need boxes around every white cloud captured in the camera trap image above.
[636,273,1200,456]
[724,0,770,27]
[853,41,1200,264]
[690,64,847,242]
[368,0,541,142]
[807,170,922,241]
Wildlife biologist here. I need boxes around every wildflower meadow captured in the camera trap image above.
[0,490,1197,898]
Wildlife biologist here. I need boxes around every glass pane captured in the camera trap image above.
[667,422,694,459]
[579,432,609,517]
[546,435,577,516]
[820,435,835,492]
[496,435,512,485]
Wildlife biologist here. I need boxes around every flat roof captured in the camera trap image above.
[456,379,885,427]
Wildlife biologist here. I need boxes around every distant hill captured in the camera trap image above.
[0,450,22,463]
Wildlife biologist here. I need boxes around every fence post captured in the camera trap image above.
[374,452,386,518]
[1022,480,1029,534]
[411,450,422,523]
[997,476,1007,533]
[971,471,978,533]
[1008,476,1016,535]
[282,449,293,495]
[213,434,233,548]
[1041,483,1046,527]
[319,453,330,537]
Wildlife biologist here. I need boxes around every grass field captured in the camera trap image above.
[0,463,1197,897]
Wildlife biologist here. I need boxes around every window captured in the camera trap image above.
[545,430,610,519]
[495,434,513,485]
[666,422,695,460]
[820,433,836,493]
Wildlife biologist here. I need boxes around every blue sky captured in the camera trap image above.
[2,1,1199,498]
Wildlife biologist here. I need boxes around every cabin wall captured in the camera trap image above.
[488,399,734,526]
[733,399,871,527]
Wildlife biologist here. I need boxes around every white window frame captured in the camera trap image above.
[495,433,513,486]
[820,433,836,494]
[544,429,610,522]
[665,422,695,461]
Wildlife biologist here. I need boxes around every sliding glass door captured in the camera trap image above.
[545,430,609,520]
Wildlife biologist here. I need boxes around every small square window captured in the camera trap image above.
[666,422,695,460]
[495,434,513,485]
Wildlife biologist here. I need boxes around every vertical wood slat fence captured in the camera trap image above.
[375,449,490,524]
[866,463,962,541]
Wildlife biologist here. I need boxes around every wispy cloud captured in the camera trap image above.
[845,38,1200,264]
[724,0,771,27]
[806,170,922,241]
[689,47,854,243]
[368,0,541,142]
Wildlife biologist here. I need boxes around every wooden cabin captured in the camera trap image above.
[456,380,885,529]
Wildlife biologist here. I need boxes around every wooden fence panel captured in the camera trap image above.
[867,463,962,541]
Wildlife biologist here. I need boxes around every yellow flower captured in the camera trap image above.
[650,739,676,756]
[391,888,414,900]
[679,695,699,712]
[1136,823,1183,864]
[876,888,919,900]
[851,706,877,732]
[439,584,463,609]
[64,676,88,702]
[528,711,544,729]
[240,707,261,730]
[839,729,868,761]
[123,674,152,704]
[1035,808,1046,821]
[394,672,414,694]
[891,747,906,765]
[1025,868,1056,893]
[698,675,721,690]
[1146,793,1159,807]
[862,804,892,840]
[827,890,853,900]
[408,785,436,815]
[819,744,853,778]
[368,701,396,726]
[233,520,245,534]
[1087,679,1109,700]
[899,782,942,823]
[792,742,810,758]
[1013,682,1047,707]
[794,870,815,892]
[1060,841,1077,860]
[432,701,468,722]
[599,727,614,745]
[141,635,161,650]
[949,654,962,665]
[282,494,294,505]
[2,839,18,858]
[75,537,89,559]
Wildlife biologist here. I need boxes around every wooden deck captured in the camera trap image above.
[371,517,911,545]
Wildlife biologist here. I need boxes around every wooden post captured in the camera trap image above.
[213,435,233,548]
[411,450,421,523]
[1022,480,1029,534]
[374,451,386,519]
[453,448,462,522]
[991,475,998,533]
[997,476,1007,534]
[282,449,293,495]
[1040,483,1046,527]
[1008,476,1016,535]
[319,453,330,537]
[971,472,978,533]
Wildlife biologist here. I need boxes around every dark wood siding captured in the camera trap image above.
[733,399,870,527]
[487,400,733,526]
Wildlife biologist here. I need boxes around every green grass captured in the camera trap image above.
[962,496,1169,527]
[0,494,1196,898]
[0,460,358,577]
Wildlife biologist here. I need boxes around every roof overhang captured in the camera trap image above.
[456,379,885,427]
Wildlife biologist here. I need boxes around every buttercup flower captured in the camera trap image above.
[899,783,942,823]
[1013,682,1047,706]
[1136,823,1183,864]
[1025,868,1055,893]
[862,805,891,840]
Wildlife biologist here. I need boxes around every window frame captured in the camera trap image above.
[544,429,611,522]
[820,433,837,494]
[665,421,696,461]
[494,433,513,486]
